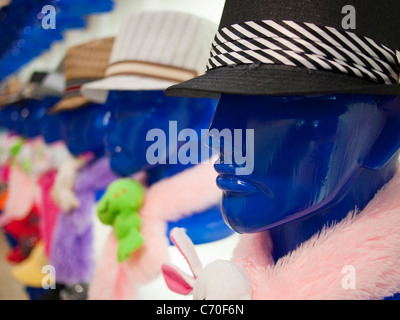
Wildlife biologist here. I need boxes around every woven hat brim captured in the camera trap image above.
[81,75,178,102]
[49,95,91,114]
[0,93,22,108]
[165,65,400,99]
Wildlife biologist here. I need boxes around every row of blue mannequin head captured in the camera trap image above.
[0,90,232,243]
[2,90,400,258]
[0,96,61,143]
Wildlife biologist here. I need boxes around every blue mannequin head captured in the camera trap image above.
[58,103,108,157]
[208,94,400,235]
[19,97,60,140]
[41,110,63,144]
[7,103,25,136]
[1,100,41,138]
[0,107,6,129]
[38,97,63,144]
[0,105,15,132]
[104,90,217,179]
[103,90,233,245]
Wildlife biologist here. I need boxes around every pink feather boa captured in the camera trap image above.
[232,165,400,300]
[88,159,221,300]
[0,165,35,227]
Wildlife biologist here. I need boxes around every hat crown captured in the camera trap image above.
[108,11,217,75]
[219,0,400,50]
[165,0,400,98]
[64,37,115,83]
[0,76,20,107]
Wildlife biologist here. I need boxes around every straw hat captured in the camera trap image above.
[49,37,115,114]
[0,76,22,108]
[0,0,11,9]
[81,11,217,102]
[165,0,400,98]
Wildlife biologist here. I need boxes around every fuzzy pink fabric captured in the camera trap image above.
[88,160,221,300]
[232,166,400,300]
[0,165,35,227]
[37,169,60,257]
[1,164,9,182]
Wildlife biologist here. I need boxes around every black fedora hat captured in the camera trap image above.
[165,0,400,98]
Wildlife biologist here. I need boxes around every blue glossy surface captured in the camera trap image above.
[0,105,16,131]
[22,97,61,140]
[0,0,114,79]
[20,100,43,138]
[58,103,108,157]
[207,94,400,260]
[104,90,233,244]
[41,106,63,144]
[104,90,216,179]
[6,103,25,136]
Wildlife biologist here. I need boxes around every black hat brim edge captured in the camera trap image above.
[165,64,400,99]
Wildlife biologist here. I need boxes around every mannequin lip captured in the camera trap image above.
[215,163,259,194]
[215,162,275,197]
[216,175,259,194]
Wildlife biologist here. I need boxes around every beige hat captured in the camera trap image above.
[81,11,217,103]
[49,37,115,114]
[0,76,22,108]
[0,0,11,9]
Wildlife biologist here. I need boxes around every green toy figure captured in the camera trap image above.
[97,178,144,263]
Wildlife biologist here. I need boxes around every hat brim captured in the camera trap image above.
[81,75,178,102]
[0,93,22,108]
[165,64,400,98]
[49,95,91,114]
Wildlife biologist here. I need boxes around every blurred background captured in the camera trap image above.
[0,0,226,300]
[1,0,225,83]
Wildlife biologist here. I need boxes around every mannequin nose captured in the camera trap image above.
[102,110,115,132]
[204,126,234,156]
[94,110,111,133]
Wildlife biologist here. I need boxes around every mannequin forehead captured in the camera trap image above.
[59,103,106,121]
[215,94,384,119]
[106,90,188,108]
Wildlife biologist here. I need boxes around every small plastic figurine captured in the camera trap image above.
[97,178,144,263]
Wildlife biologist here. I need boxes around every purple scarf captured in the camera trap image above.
[50,157,118,284]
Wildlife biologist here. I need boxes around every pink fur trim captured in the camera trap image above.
[233,166,400,300]
[0,165,35,227]
[88,160,220,300]
[140,158,220,221]
[37,170,60,257]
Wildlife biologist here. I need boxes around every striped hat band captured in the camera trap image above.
[207,20,400,85]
